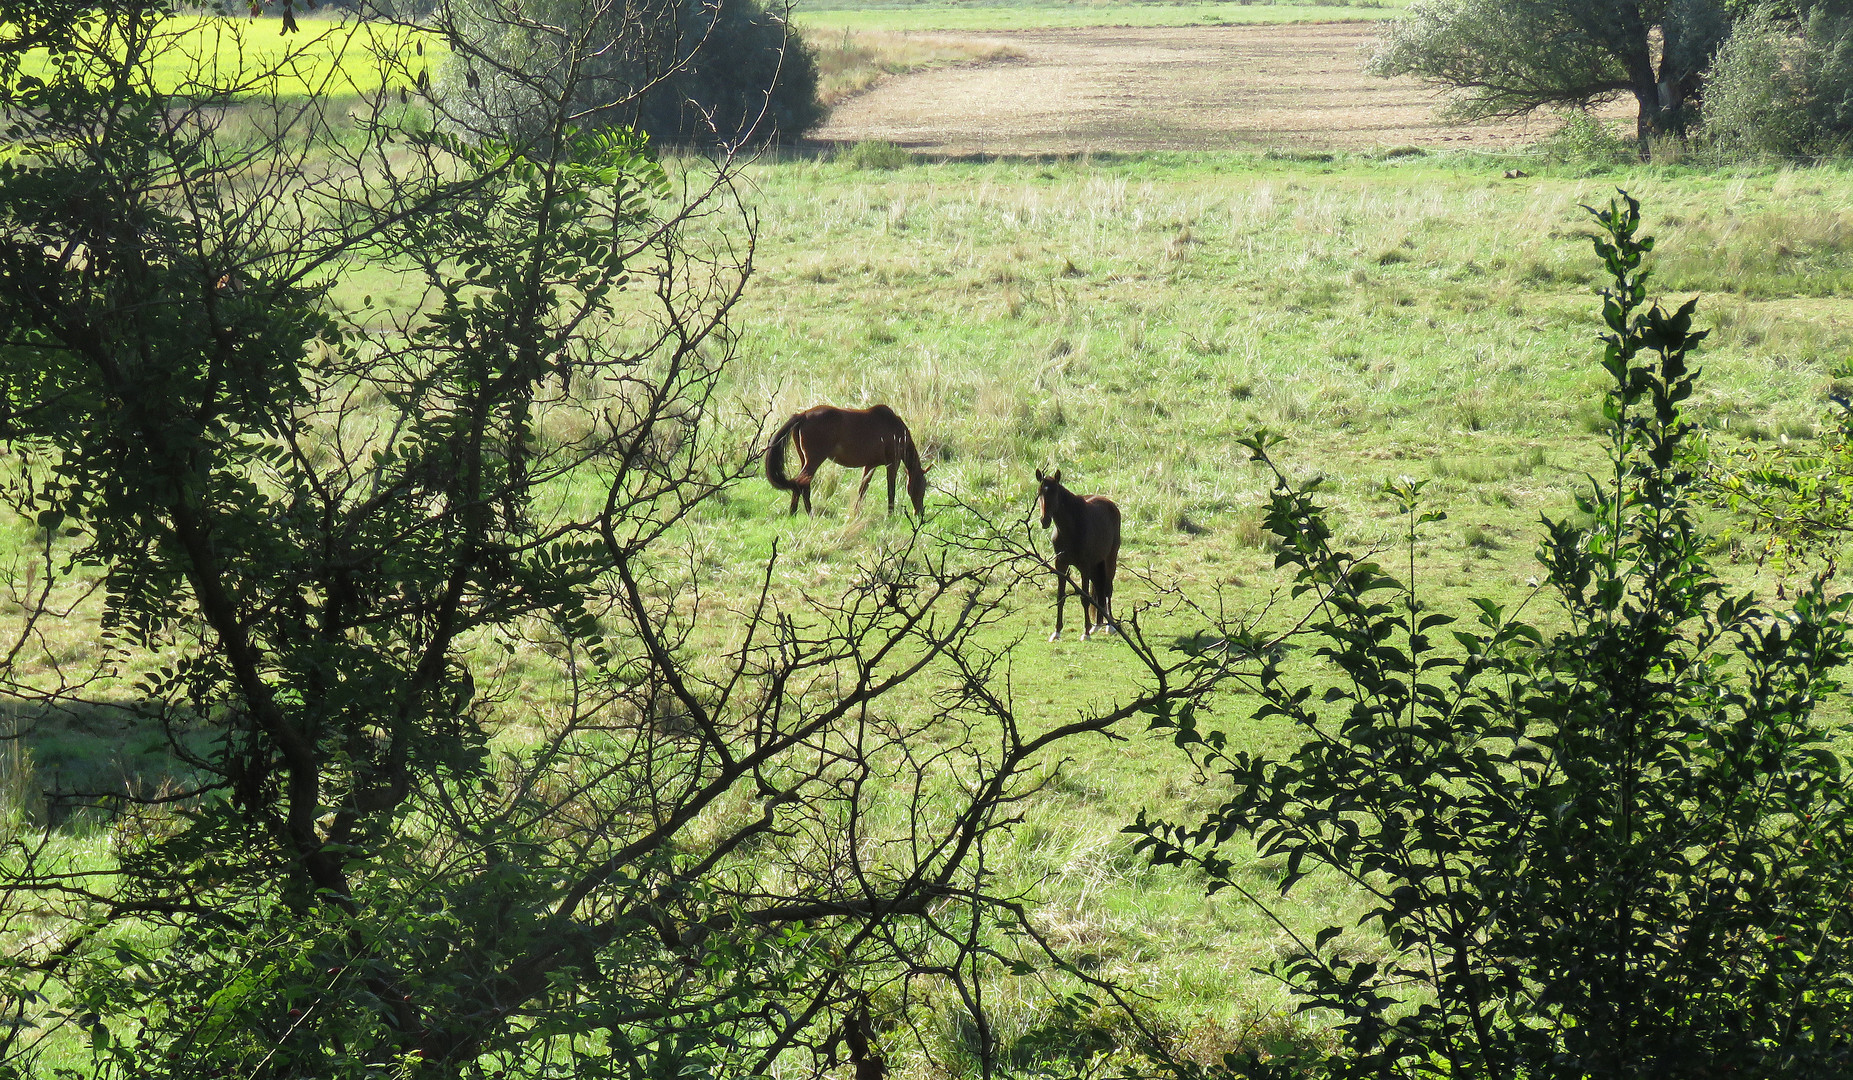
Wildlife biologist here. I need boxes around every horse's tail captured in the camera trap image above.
[765,413,806,491]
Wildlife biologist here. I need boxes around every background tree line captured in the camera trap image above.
[1370,0,1853,157]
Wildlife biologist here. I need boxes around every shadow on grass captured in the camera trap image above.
[3,697,215,828]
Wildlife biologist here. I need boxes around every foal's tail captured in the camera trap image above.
[765,413,806,491]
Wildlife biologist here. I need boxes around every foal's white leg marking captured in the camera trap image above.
[1048,630,1062,642]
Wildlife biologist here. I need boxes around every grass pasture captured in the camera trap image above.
[399,149,1846,1063]
[19,144,1853,1077]
[10,6,1853,1072]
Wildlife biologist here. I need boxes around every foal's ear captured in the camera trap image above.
[1050,470,1061,485]
[1035,468,1045,483]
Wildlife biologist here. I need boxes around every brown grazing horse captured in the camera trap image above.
[765,404,929,517]
[1035,469,1121,641]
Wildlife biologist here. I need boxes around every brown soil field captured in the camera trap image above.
[812,22,1599,154]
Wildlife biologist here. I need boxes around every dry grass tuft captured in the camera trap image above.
[803,27,1022,107]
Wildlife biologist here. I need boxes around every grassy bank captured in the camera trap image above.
[810,27,1024,104]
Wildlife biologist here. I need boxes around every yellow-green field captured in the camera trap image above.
[12,14,432,96]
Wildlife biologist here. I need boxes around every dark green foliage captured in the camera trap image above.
[636,0,823,146]
[1133,193,1853,1078]
[434,0,822,149]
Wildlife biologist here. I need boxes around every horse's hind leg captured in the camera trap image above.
[854,465,877,511]
[788,487,802,516]
[793,433,819,516]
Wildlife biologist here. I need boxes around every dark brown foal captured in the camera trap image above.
[1035,468,1121,641]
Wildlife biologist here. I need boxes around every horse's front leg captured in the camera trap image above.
[1050,563,1067,642]
[1096,560,1117,635]
[886,461,897,514]
[1084,563,1113,638]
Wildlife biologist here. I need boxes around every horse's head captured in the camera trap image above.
[908,461,928,517]
[1034,469,1062,529]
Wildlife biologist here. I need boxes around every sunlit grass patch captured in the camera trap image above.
[805,26,1021,104]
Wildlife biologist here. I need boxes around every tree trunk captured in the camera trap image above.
[1633,86,1662,156]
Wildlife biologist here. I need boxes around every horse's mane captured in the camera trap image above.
[1043,479,1088,547]
[876,406,923,478]
[898,425,923,475]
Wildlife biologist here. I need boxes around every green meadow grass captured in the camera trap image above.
[644,149,1853,1054]
[314,152,1853,1055]
[793,0,1405,33]
[16,141,1853,1069]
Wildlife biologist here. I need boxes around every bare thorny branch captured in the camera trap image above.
[0,6,1250,1078]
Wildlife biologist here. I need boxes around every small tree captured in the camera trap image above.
[1367,0,1735,146]
[1134,193,1853,1078]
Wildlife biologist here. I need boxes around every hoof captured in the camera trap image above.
[1094,622,1118,637]
[1048,630,1062,642]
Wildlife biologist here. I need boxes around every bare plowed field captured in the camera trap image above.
[813,22,1574,154]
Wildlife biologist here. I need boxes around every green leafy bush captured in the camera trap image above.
[438,0,822,148]
[836,139,913,170]
[1134,194,1853,1079]
[636,0,823,146]
[1536,109,1638,167]
[1703,6,1853,157]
